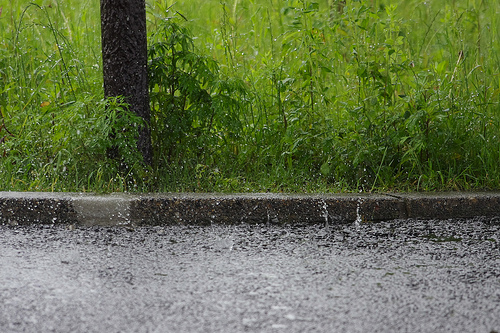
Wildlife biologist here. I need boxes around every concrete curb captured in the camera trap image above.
[1,191,500,226]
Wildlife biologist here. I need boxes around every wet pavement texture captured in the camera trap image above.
[1,218,500,333]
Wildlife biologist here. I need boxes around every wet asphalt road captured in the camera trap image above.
[1,218,500,333]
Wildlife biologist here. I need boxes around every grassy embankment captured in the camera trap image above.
[1,0,499,193]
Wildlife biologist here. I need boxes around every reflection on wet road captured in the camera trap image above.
[1,218,499,332]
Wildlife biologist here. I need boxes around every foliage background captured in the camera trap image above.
[1,0,499,192]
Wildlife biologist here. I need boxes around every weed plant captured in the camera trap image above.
[1,0,499,192]
[0,1,146,191]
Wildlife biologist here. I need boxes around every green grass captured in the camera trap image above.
[1,0,500,193]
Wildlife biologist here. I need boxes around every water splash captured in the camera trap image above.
[218,236,234,251]
[212,226,234,252]
[321,199,329,227]
[354,199,362,231]
[266,208,279,225]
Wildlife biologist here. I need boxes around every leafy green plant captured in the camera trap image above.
[147,9,247,175]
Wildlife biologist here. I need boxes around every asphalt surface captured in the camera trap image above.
[1,218,499,333]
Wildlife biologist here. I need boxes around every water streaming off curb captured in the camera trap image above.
[354,199,362,231]
[321,200,329,227]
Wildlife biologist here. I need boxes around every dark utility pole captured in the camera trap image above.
[100,0,152,165]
